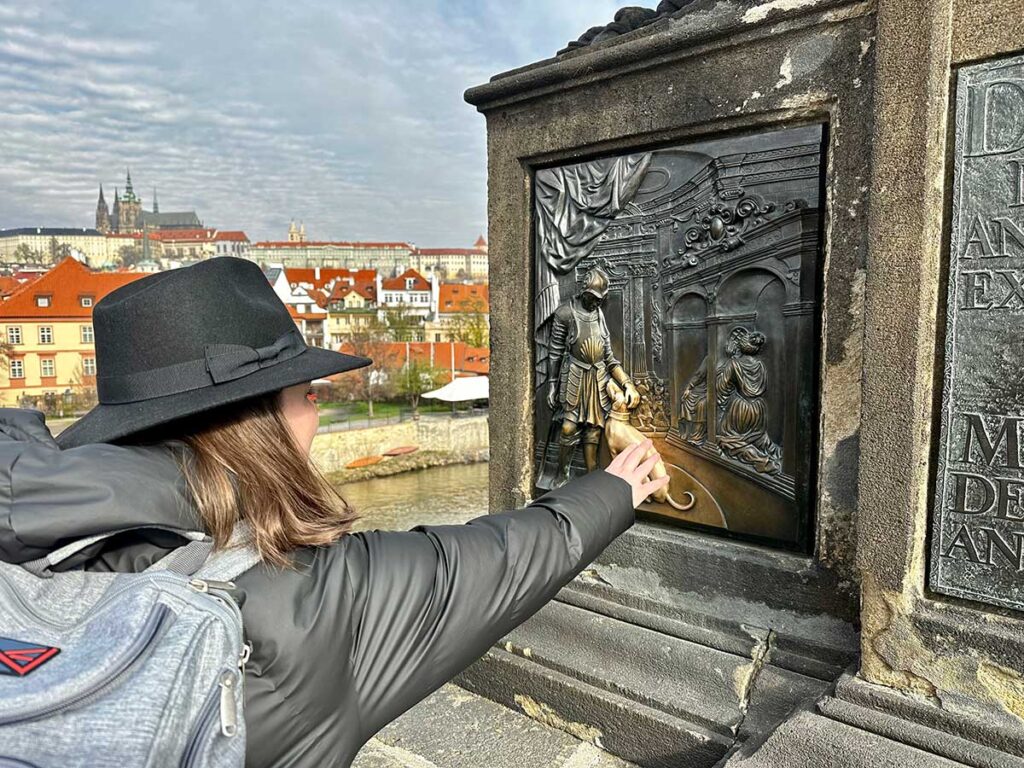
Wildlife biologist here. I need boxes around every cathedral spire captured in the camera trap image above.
[125,168,133,194]
[152,187,159,214]
[95,184,111,233]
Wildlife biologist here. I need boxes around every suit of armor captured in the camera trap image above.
[546,268,638,486]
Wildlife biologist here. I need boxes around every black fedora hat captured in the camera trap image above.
[55,257,371,448]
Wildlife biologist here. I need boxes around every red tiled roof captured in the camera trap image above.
[253,241,413,249]
[285,267,376,291]
[212,230,249,242]
[330,282,376,302]
[438,283,489,313]
[286,305,326,321]
[334,341,488,377]
[305,288,328,309]
[381,268,430,292]
[0,276,23,297]
[474,235,487,248]
[0,258,146,319]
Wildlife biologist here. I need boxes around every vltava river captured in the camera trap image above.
[336,462,489,532]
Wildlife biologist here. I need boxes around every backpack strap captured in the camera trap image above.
[21,527,207,578]
[22,522,262,582]
[174,521,262,583]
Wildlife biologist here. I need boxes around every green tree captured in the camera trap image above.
[396,358,448,417]
[448,298,490,348]
[12,243,40,264]
[381,305,421,342]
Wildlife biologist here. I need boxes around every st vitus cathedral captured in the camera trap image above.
[95,169,202,234]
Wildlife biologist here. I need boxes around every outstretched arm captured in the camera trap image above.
[339,441,666,742]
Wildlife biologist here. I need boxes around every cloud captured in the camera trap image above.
[0,0,623,247]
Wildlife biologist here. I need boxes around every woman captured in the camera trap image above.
[715,326,782,475]
[0,258,667,767]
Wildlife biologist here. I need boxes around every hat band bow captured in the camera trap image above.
[97,329,308,404]
[204,329,306,384]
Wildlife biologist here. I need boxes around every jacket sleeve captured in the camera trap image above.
[0,408,199,565]
[337,468,634,740]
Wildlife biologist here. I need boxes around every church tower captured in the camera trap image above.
[116,169,143,233]
[95,185,111,233]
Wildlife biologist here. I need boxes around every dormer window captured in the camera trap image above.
[405,278,414,290]
[80,295,94,308]
[35,295,51,308]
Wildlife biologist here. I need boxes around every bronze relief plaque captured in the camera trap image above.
[532,124,825,550]
[931,52,1024,612]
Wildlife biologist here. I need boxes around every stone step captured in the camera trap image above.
[353,683,638,768]
[563,561,857,681]
[458,600,832,768]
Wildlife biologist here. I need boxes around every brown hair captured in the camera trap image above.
[126,391,358,567]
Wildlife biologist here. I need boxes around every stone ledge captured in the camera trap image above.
[458,600,832,767]
[465,0,871,109]
[457,647,730,768]
[354,683,638,768]
[585,518,859,622]
[719,707,972,768]
[719,673,1024,768]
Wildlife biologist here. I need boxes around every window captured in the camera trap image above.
[81,324,94,343]
[7,326,21,345]
[80,296,94,307]
[35,295,50,308]
[83,357,96,376]
[40,359,54,378]
[38,326,53,344]
[9,359,23,379]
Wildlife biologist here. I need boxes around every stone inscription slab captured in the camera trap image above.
[932,52,1024,611]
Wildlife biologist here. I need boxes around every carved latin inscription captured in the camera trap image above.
[931,52,1024,611]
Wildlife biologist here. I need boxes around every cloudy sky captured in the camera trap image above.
[0,0,622,246]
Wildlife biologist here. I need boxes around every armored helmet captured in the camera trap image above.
[581,266,610,299]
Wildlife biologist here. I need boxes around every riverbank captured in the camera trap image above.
[311,412,489,479]
[326,448,488,483]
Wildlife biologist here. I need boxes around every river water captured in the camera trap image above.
[336,462,490,532]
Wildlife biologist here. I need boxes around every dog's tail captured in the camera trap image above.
[666,491,696,511]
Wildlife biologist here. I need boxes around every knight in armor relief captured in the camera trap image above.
[546,266,639,487]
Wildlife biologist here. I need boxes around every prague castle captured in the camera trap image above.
[95,170,202,234]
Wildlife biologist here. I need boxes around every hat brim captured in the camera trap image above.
[55,347,371,449]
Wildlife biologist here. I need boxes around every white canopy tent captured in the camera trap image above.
[422,375,489,403]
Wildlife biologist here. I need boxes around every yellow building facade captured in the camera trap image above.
[0,258,144,406]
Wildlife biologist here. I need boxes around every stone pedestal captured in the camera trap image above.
[465,0,1024,765]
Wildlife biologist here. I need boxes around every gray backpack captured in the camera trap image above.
[0,525,262,768]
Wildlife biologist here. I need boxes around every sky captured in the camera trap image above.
[0,0,624,247]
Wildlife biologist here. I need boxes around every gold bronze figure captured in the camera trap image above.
[546,266,639,487]
[605,381,695,511]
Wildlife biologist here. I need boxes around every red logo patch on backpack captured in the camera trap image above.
[0,636,60,676]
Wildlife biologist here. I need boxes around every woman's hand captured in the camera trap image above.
[603,438,670,508]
